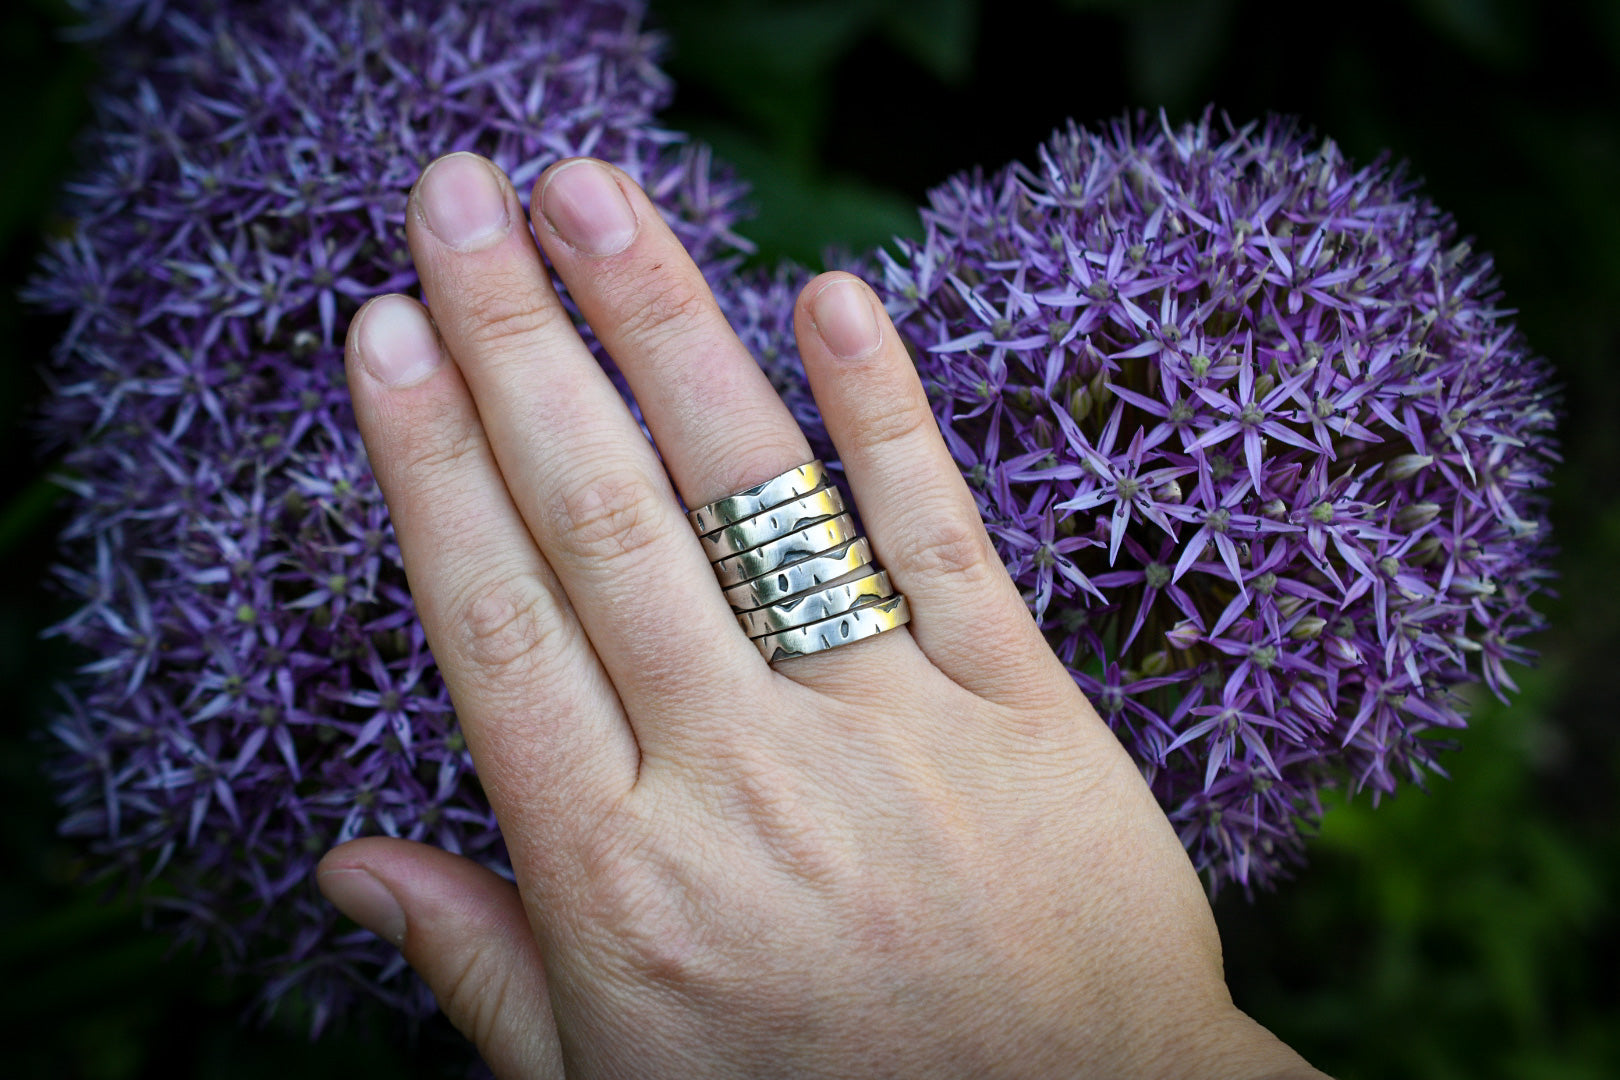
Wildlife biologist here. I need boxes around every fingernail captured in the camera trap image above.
[811,278,882,359]
[318,868,407,947]
[539,159,639,256]
[416,152,510,250]
[357,296,442,388]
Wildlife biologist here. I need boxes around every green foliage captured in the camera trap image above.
[0,0,94,254]
[1217,667,1620,1079]
[654,0,945,266]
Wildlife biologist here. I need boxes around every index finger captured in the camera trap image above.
[343,291,637,882]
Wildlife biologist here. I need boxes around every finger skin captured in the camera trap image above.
[531,157,812,511]
[792,272,1070,707]
[532,158,941,683]
[401,151,758,730]
[345,293,636,878]
[317,838,564,1079]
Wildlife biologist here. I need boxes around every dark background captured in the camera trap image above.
[3,0,1616,1076]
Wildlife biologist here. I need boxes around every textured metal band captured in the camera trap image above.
[736,568,894,638]
[711,514,860,588]
[721,537,873,612]
[755,594,911,662]
[698,485,847,562]
[687,460,826,536]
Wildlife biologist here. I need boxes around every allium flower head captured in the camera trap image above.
[868,111,1558,889]
[25,0,750,1027]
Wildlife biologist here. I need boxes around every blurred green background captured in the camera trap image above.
[2,0,1616,1076]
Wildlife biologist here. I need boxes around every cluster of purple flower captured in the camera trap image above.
[864,113,1559,886]
[25,0,752,1026]
[26,0,1556,1028]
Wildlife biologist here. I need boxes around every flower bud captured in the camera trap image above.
[1324,635,1363,664]
[1141,650,1172,676]
[1508,518,1541,540]
[1087,370,1114,409]
[1386,453,1434,480]
[1407,534,1445,566]
[1395,501,1442,530]
[1166,619,1203,650]
[1451,575,1498,598]
[1068,385,1093,423]
[1289,616,1328,640]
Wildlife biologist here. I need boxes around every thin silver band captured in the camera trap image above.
[721,536,874,612]
[688,461,826,536]
[754,595,911,661]
[711,514,860,587]
[736,568,894,638]
[698,485,846,561]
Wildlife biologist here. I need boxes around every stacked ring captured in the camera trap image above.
[697,486,846,561]
[690,460,909,661]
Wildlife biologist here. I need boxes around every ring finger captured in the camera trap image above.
[530,158,921,680]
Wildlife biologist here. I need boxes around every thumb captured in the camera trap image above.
[317,837,563,1079]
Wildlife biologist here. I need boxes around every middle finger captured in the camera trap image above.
[530,158,922,678]
[532,157,814,512]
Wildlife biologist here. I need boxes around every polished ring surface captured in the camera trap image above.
[688,460,826,536]
[736,568,894,638]
[698,485,846,561]
[721,537,873,612]
[754,594,911,661]
[711,514,860,588]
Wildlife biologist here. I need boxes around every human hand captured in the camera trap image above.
[318,151,1325,1080]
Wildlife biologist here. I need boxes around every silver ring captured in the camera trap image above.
[736,568,895,638]
[711,514,861,588]
[721,536,874,612]
[754,595,911,661]
[698,486,846,561]
[688,460,826,536]
[696,460,910,663]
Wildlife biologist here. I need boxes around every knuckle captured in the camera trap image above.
[852,397,934,455]
[396,405,486,481]
[453,575,570,684]
[888,508,998,584]
[548,470,668,566]
[439,940,511,1048]
[610,275,711,354]
[459,278,564,352]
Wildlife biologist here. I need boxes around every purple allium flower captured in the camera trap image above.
[25,0,751,1028]
[867,111,1559,891]
[733,112,1558,893]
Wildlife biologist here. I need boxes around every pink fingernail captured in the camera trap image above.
[811,278,882,360]
[318,868,407,947]
[356,296,442,388]
[539,159,639,256]
[416,152,511,251]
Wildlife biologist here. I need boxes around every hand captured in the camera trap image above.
[318,151,1324,1080]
